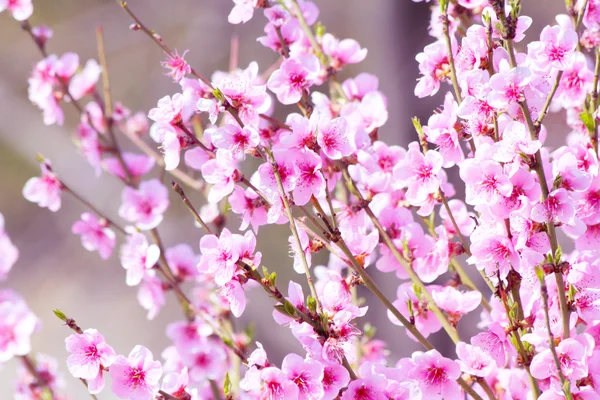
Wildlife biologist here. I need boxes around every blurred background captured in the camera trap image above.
[0,0,562,397]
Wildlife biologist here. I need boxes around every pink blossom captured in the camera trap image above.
[390,283,442,339]
[493,121,542,163]
[468,232,520,278]
[0,0,33,21]
[201,149,238,203]
[211,123,259,159]
[161,50,191,82]
[148,94,184,125]
[258,19,301,53]
[228,0,257,24]
[282,353,324,400]
[165,244,199,281]
[0,213,18,280]
[0,290,38,362]
[528,24,578,71]
[229,186,269,232]
[322,33,367,69]
[120,233,161,286]
[198,228,240,285]
[322,361,351,400]
[110,345,163,400]
[289,227,312,274]
[293,149,325,205]
[119,179,169,230]
[415,40,451,98]
[393,142,443,204]
[72,213,116,260]
[530,338,588,384]
[317,116,354,160]
[65,329,116,394]
[460,159,513,206]
[556,52,594,107]
[104,152,155,180]
[531,188,576,226]
[160,368,190,399]
[137,270,166,320]
[488,64,532,109]
[23,160,63,212]
[220,278,247,317]
[258,149,299,193]
[260,366,300,399]
[409,349,461,400]
[455,342,495,377]
[69,59,102,100]
[471,323,508,367]
[267,54,320,104]
[432,286,481,322]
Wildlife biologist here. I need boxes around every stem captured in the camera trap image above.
[158,390,179,400]
[96,27,113,119]
[209,379,224,400]
[172,182,213,233]
[534,71,563,129]
[264,147,322,313]
[591,49,600,155]
[540,277,573,400]
[440,190,470,255]
[20,355,55,399]
[61,182,126,234]
[288,0,325,61]
[341,167,461,343]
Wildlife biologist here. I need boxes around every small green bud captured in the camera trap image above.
[53,309,67,322]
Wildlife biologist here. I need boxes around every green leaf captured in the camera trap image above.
[268,271,277,287]
[53,309,67,322]
[223,373,231,397]
[307,296,317,314]
[580,111,595,132]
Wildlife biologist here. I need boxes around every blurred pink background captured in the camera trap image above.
[0,0,562,397]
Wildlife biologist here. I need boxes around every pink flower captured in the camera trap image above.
[228,0,257,24]
[317,116,355,160]
[198,228,240,285]
[321,361,350,400]
[160,368,190,399]
[120,233,161,286]
[72,213,116,260]
[0,290,38,362]
[137,270,166,320]
[258,149,299,193]
[161,50,191,82]
[104,153,155,180]
[220,278,247,317]
[531,188,576,226]
[528,24,578,71]
[409,349,461,400]
[556,52,594,107]
[470,323,508,367]
[119,179,169,230]
[488,64,532,109]
[69,59,102,101]
[0,0,33,21]
[468,232,520,279]
[23,160,62,212]
[201,149,238,203]
[0,213,18,281]
[322,33,367,70]
[293,149,325,205]
[393,142,443,204]
[267,54,320,104]
[148,94,184,125]
[460,159,513,206]
[229,186,269,232]
[65,329,116,394]
[530,338,588,384]
[259,366,300,399]
[165,244,199,281]
[282,353,324,400]
[493,121,542,163]
[415,40,450,98]
[432,286,481,323]
[455,342,495,377]
[211,123,259,159]
[110,345,163,400]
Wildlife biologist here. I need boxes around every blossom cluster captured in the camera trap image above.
[4,0,600,399]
